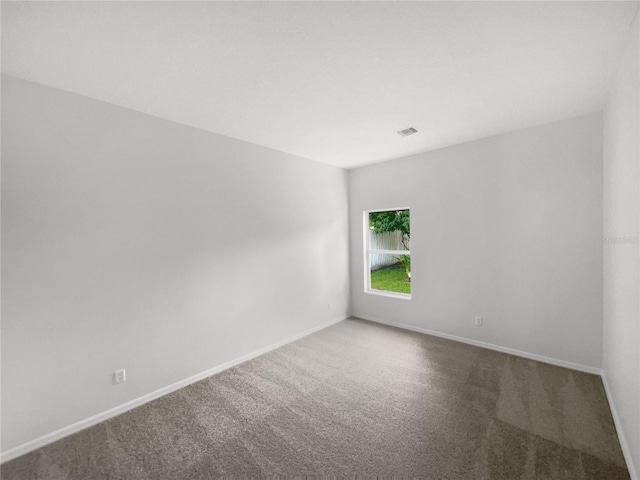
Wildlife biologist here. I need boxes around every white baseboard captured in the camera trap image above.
[0,314,348,464]
[601,374,639,480]
[353,313,603,375]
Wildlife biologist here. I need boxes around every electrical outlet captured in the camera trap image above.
[327,302,331,310]
[474,316,483,326]
[114,369,126,384]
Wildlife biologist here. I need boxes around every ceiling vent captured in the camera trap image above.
[397,127,418,137]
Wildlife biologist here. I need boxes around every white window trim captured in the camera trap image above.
[363,207,411,300]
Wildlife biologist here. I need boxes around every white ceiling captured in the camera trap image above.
[2,1,638,169]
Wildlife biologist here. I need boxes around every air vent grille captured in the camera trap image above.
[397,127,418,137]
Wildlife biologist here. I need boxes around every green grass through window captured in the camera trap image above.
[370,263,411,295]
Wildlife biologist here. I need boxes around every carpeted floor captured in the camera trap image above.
[2,317,630,479]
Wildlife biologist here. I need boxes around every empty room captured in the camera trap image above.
[1,1,639,479]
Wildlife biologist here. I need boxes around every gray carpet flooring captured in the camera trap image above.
[2,317,630,479]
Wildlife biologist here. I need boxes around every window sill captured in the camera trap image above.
[365,289,412,300]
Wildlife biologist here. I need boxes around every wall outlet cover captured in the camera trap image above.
[114,369,126,384]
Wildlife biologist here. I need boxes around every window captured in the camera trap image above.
[364,208,411,299]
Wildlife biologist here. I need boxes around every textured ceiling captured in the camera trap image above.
[2,1,638,168]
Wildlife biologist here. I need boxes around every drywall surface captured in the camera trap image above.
[350,113,603,369]
[1,76,349,452]
[603,12,640,479]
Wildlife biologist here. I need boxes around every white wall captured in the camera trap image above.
[603,12,640,479]
[1,76,350,452]
[349,113,603,369]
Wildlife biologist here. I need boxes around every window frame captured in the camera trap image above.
[363,207,412,300]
